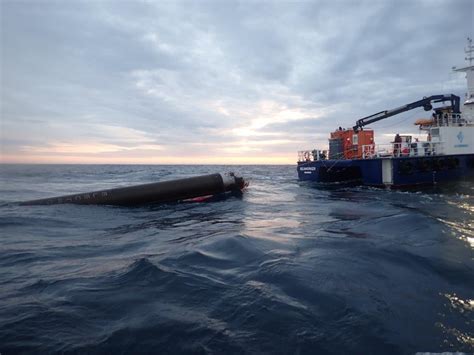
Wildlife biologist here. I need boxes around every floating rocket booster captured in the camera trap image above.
[20,173,246,206]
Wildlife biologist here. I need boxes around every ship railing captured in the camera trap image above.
[432,113,465,127]
[362,142,444,159]
[298,150,328,162]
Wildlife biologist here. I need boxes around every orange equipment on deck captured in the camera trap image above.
[414,118,434,126]
[329,129,374,159]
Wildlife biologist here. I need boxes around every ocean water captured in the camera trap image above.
[0,164,473,354]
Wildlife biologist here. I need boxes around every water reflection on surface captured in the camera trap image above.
[437,293,474,349]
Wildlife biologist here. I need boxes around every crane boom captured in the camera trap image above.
[352,94,461,132]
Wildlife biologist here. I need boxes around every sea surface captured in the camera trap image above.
[0,164,473,354]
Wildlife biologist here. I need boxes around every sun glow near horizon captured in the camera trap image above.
[1,96,323,165]
[0,151,297,165]
[0,136,300,165]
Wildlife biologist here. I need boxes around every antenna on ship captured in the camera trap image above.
[465,36,474,66]
[452,37,474,121]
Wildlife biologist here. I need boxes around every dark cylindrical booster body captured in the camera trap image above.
[20,173,244,206]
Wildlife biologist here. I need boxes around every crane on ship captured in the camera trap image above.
[352,94,461,132]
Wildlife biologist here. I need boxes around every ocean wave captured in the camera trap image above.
[0,165,473,353]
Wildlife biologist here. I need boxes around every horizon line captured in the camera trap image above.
[0,162,295,166]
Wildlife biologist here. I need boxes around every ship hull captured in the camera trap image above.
[297,154,474,188]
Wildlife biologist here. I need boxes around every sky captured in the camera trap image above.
[1,0,473,164]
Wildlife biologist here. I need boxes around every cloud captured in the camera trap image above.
[1,0,473,164]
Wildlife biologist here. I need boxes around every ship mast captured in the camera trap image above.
[453,37,474,121]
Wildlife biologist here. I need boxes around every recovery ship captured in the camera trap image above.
[297,39,474,188]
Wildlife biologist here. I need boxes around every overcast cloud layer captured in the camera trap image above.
[1,0,473,164]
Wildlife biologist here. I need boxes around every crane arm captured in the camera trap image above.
[352,94,460,132]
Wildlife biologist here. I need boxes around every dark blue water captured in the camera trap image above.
[0,164,473,354]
